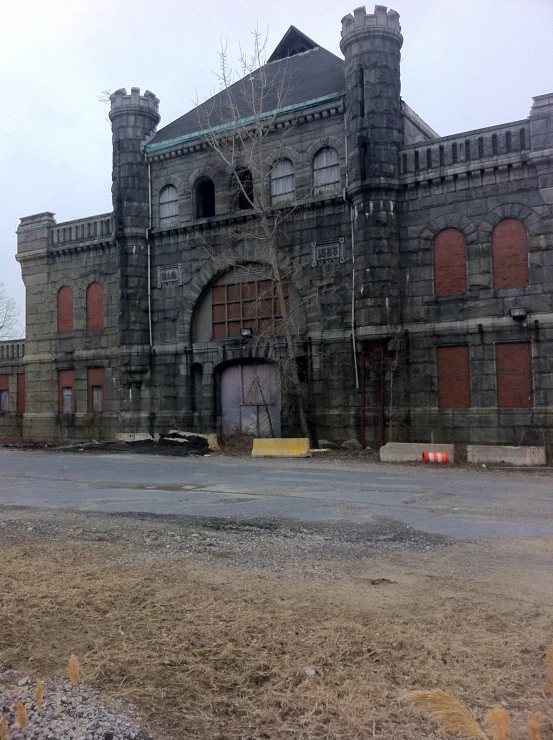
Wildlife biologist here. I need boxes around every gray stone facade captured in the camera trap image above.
[3,5,552,454]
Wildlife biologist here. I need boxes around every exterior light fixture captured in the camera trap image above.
[240,327,253,338]
[510,307,527,321]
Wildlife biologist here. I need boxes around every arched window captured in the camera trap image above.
[57,287,74,334]
[86,282,104,331]
[313,147,340,195]
[492,219,529,289]
[195,177,216,218]
[270,159,295,205]
[159,184,179,228]
[231,168,254,210]
[433,229,467,296]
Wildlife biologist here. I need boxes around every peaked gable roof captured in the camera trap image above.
[148,30,345,151]
[267,25,319,62]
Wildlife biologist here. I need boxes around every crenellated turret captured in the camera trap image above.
[341,5,403,190]
[341,6,403,328]
[109,87,160,403]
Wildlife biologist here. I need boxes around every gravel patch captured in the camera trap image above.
[0,670,151,740]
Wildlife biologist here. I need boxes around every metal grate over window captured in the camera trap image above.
[313,147,340,195]
[212,280,288,339]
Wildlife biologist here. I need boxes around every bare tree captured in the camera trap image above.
[193,31,325,440]
[0,284,21,341]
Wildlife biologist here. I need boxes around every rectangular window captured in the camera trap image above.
[0,375,8,412]
[87,368,105,412]
[58,370,75,413]
[496,343,533,408]
[62,388,73,413]
[17,374,25,414]
[436,346,471,408]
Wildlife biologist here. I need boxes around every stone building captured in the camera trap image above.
[2,5,552,451]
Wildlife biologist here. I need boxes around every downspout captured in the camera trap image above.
[146,159,153,348]
[343,112,360,390]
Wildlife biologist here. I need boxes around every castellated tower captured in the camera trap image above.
[109,88,160,397]
[340,6,403,327]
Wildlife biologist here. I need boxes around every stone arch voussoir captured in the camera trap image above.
[477,203,540,241]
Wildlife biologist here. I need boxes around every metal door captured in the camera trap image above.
[221,363,281,437]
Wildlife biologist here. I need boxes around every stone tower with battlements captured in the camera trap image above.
[341,5,403,328]
[109,88,160,419]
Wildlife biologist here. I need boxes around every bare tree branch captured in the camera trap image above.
[0,284,21,341]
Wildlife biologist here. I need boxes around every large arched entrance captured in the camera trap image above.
[220,362,281,438]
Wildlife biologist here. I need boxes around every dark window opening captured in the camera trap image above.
[358,67,365,118]
[426,148,432,169]
[232,168,254,210]
[360,142,368,181]
[478,137,484,158]
[196,178,216,218]
[520,128,527,150]
[465,139,471,161]
[414,151,420,172]
[439,145,445,167]
[402,153,408,174]
[492,133,498,155]
[506,131,512,153]
[452,142,458,164]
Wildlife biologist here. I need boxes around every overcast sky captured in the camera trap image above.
[1,0,552,333]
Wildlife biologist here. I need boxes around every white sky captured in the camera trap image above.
[1,0,552,332]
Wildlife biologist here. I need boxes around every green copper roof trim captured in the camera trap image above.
[143,91,345,155]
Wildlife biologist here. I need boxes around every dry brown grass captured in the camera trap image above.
[0,542,553,739]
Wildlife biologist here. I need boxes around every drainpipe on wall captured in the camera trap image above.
[343,112,360,390]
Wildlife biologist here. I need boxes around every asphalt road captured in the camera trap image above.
[0,448,552,540]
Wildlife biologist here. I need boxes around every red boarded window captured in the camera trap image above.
[57,287,74,333]
[212,280,287,339]
[492,219,529,290]
[86,282,104,331]
[433,228,467,296]
[58,370,75,413]
[436,346,471,408]
[17,374,25,414]
[496,343,533,408]
[87,368,105,412]
[0,375,9,412]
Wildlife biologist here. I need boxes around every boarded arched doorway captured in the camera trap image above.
[220,363,281,438]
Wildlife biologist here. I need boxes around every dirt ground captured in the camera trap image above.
[1,506,553,739]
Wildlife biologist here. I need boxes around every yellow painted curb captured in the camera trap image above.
[252,438,311,458]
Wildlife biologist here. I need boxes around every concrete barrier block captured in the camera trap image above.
[467,445,546,466]
[252,438,311,458]
[379,442,455,463]
[116,433,153,443]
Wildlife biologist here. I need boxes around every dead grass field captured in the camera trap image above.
[1,540,553,739]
